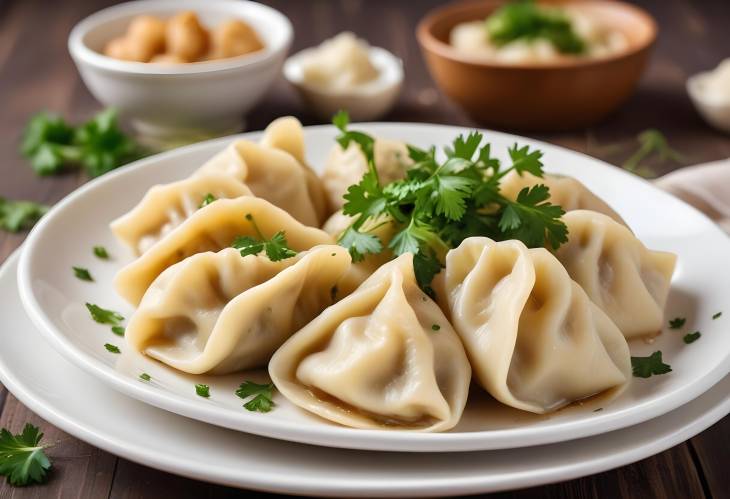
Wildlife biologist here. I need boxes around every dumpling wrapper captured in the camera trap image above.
[127,245,351,374]
[110,172,253,256]
[269,253,471,432]
[555,210,677,339]
[115,197,334,305]
[435,237,631,414]
[500,171,627,226]
[322,139,412,211]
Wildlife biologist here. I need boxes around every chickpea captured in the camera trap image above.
[166,11,209,62]
[210,20,264,60]
[104,37,134,61]
[149,53,187,65]
[125,15,166,62]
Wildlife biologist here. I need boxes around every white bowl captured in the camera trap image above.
[687,71,730,134]
[68,0,293,139]
[284,46,403,122]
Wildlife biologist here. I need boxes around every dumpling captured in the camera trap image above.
[435,237,631,414]
[115,197,334,305]
[126,245,351,374]
[500,171,626,225]
[195,138,323,227]
[110,172,253,256]
[269,254,471,432]
[259,116,330,222]
[555,210,676,339]
[322,138,412,210]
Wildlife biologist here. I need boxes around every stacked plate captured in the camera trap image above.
[2,124,728,496]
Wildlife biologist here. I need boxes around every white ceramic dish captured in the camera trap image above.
[1,251,728,496]
[284,46,403,121]
[17,123,730,453]
[69,0,293,138]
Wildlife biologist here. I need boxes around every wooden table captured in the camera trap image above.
[0,0,727,497]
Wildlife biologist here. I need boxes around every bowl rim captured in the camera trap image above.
[416,0,658,70]
[68,0,293,76]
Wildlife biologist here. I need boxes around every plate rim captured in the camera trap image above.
[15,122,730,452]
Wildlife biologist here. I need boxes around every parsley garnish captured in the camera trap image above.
[0,424,51,486]
[199,193,216,208]
[235,381,275,413]
[231,214,297,261]
[104,343,120,354]
[593,408,603,412]
[622,129,683,178]
[0,198,48,233]
[139,373,151,381]
[93,246,109,259]
[668,317,686,330]
[485,1,586,54]
[712,312,722,320]
[631,351,672,378]
[431,324,441,331]
[683,331,701,344]
[20,108,144,177]
[72,266,93,282]
[333,112,567,292]
[86,303,124,326]
[195,384,210,398]
[111,326,125,337]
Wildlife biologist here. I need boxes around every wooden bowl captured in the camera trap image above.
[416,0,657,131]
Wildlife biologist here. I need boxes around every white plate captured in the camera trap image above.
[2,251,728,496]
[16,123,730,452]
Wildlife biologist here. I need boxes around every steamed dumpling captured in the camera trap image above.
[115,197,334,305]
[127,245,351,374]
[555,210,676,339]
[322,138,412,210]
[195,138,324,227]
[436,237,631,414]
[500,171,626,225]
[269,254,471,432]
[110,173,253,256]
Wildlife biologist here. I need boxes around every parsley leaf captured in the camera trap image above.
[0,198,49,233]
[0,424,51,486]
[93,246,109,259]
[235,381,275,413]
[199,193,216,208]
[668,317,686,329]
[231,214,297,261]
[683,331,701,344]
[622,129,684,178]
[338,226,383,262]
[139,373,151,381]
[431,324,441,331]
[195,384,210,398]
[712,312,722,320]
[631,351,672,378]
[86,303,124,326]
[72,266,93,282]
[111,326,125,337]
[508,144,544,177]
[104,343,120,354]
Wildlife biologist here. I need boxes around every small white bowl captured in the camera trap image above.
[284,46,403,122]
[687,71,730,134]
[68,0,293,139]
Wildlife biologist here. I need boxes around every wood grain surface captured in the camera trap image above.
[0,0,727,497]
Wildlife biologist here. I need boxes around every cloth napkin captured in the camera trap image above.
[654,158,730,234]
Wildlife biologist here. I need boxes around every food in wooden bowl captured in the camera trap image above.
[417,0,657,131]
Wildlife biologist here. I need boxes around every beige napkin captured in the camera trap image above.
[654,158,730,234]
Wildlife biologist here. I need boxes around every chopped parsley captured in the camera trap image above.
[712,312,722,320]
[431,324,441,331]
[0,424,51,486]
[199,193,216,208]
[631,351,672,378]
[683,331,701,344]
[231,213,297,261]
[593,408,603,412]
[332,111,567,294]
[93,246,109,259]
[104,343,120,354]
[0,198,49,233]
[235,381,275,413]
[139,373,151,381]
[195,384,210,398]
[668,317,686,330]
[111,326,125,337]
[86,303,124,326]
[72,266,93,282]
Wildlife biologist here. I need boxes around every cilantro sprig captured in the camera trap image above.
[235,381,275,413]
[333,113,567,293]
[232,214,297,261]
[631,351,672,378]
[0,424,51,486]
[0,198,48,233]
[21,109,144,178]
